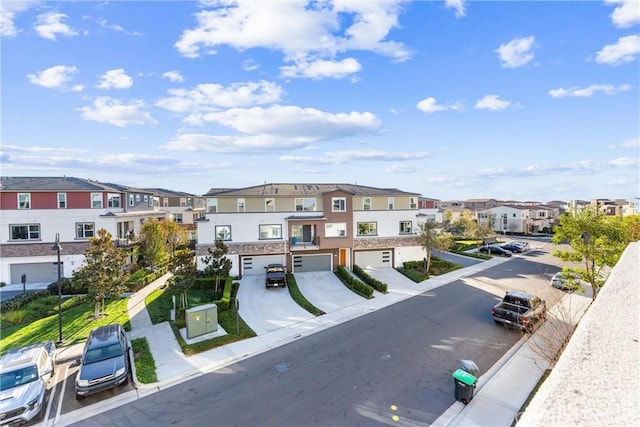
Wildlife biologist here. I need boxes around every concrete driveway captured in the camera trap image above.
[236,275,314,336]
[294,271,366,314]
[363,267,424,296]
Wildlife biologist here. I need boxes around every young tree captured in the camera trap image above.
[137,219,168,269]
[72,228,129,319]
[552,208,627,300]
[164,219,189,258]
[201,240,232,293]
[420,220,455,274]
[169,249,196,310]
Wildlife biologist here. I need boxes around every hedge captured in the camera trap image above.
[336,266,374,298]
[352,265,388,293]
[213,277,234,311]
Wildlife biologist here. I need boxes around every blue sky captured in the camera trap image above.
[1,0,639,202]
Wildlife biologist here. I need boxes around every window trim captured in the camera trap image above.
[18,193,31,210]
[58,193,67,209]
[91,193,103,209]
[259,224,282,240]
[388,197,395,210]
[325,222,347,238]
[332,197,346,212]
[265,198,275,212]
[363,197,371,211]
[76,222,95,239]
[399,220,412,235]
[237,198,245,213]
[357,221,377,236]
[10,223,41,241]
[108,193,121,208]
[215,225,232,241]
[295,198,316,212]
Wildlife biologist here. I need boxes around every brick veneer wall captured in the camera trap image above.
[0,241,91,257]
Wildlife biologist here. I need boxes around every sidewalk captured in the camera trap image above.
[56,257,591,426]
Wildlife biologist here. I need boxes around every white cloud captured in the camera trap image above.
[242,59,259,71]
[162,71,184,82]
[496,36,535,68]
[280,57,362,79]
[97,69,133,89]
[548,83,631,98]
[595,35,640,65]
[475,95,512,110]
[156,80,283,114]
[96,17,141,35]
[0,0,39,37]
[78,97,158,127]
[445,0,466,18]
[27,65,78,88]
[34,12,78,40]
[608,157,639,167]
[384,164,418,173]
[323,149,428,162]
[416,97,464,113]
[194,105,380,140]
[162,133,310,153]
[174,0,411,78]
[606,0,640,28]
[620,136,640,148]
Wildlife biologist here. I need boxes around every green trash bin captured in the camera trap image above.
[452,369,477,404]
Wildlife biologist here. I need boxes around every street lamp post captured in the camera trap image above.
[51,233,63,345]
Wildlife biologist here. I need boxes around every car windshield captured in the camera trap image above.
[0,365,38,390]
[267,266,284,273]
[83,343,123,364]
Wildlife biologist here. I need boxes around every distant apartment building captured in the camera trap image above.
[196,183,426,277]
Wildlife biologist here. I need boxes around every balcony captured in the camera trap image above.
[290,236,319,251]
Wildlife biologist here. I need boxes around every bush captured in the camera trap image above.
[213,277,234,311]
[352,265,388,293]
[1,290,51,313]
[335,266,374,298]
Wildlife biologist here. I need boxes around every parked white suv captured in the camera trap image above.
[0,341,56,426]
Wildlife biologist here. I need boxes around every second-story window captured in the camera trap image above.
[180,198,187,207]
[163,198,169,207]
[295,198,316,211]
[357,222,377,236]
[325,222,347,237]
[129,194,134,206]
[91,193,103,208]
[207,198,218,213]
[332,197,346,212]
[363,197,371,211]
[238,198,245,213]
[399,221,412,234]
[108,193,121,208]
[215,225,231,241]
[10,224,40,240]
[259,224,282,239]
[388,197,394,210]
[58,193,67,209]
[265,198,275,212]
[18,193,30,209]
[174,214,183,223]
[76,222,95,239]
[410,197,417,209]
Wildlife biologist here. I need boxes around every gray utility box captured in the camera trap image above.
[186,303,218,339]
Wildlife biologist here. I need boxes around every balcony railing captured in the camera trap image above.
[290,236,319,250]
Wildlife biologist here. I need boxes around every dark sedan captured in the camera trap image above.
[479,245,512,257]
[501,243,524,253]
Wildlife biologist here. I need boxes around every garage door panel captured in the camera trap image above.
[10,263,58,284]
[242,255,284,275]
[293,254,332,272]
[354,251,391,269]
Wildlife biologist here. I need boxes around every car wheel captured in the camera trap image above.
[75,393,84,401]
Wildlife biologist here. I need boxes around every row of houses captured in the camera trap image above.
[0,176,636,285]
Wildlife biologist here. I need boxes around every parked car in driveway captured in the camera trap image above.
[76,324,130,400]
[501,243,524,253]
[0,341,56,426]
[265,264,287,288]
[479,245,512,257]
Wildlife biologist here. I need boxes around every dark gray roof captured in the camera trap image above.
[142,188,201,198]
[204,183,420,197]
[0,176,117,191]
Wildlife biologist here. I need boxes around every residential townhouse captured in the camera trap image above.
[417,197,444,223]
[476,204,560,234]
[0,177,168,285]
[196,183,426,277]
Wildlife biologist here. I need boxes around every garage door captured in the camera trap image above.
[10,262,59,284]
[293,254,332,272]
[241,255,285,275]
[354,251,391,269]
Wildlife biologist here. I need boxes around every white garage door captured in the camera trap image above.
[354,251,391,269]
[241,255,285,275]
[293,254,332,272]
[10,262,59,284]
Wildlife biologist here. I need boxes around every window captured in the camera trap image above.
[136,194,140,202]
[144,195,148,203]
[18,193,30,209]
[295,198,316,211]
[538,211,546,218]
[173,214,183,223]
[10,224,40,240]
[149,196,154,207]
[400,221,412,234]
[58,193,66,209]
[265,198,275,212]
[91,193,103,208]
[388,197,394,210]
[410,197,417,209]
[129,194,134,206]
[325,223,347,237]
[179,198,187,207]
[108,193,121,208]
[215,225,231,241]
[163,198,169,207]
[478,212,488,219]
[332,197,346,212]
[363,197,371,211]
[207,198,218,213]
[237,198,245,213]
[76,222,95,239]
[259,224,282,240]
[357,222,377,236]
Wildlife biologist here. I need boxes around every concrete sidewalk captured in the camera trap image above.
[56,256,590,426]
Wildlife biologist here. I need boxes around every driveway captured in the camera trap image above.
[236,275,314,336]
[364,267,424,296]
[294,271,366,314]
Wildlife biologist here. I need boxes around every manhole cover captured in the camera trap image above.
[276,362,290,372]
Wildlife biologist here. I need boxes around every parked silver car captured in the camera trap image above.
[0,341,56,426]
